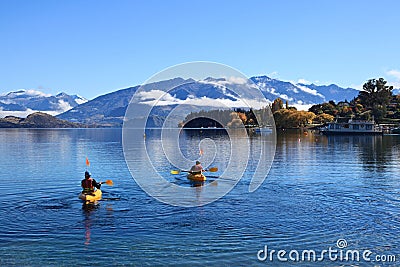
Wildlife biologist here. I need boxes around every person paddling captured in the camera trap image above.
[81,171,101,194]
[189,161,204,174]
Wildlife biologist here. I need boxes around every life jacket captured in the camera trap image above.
[82,178,94,193]
[190,164,203,174]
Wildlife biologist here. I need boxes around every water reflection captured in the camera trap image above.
[1,128,399,266]
[276,130,400,173]
[189,180,205,187]
[82,203,99,246]
[325,135,400,173]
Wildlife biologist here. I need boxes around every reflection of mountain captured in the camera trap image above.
[57,76,359,127]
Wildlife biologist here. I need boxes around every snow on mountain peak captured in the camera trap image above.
[0,89,87,118]
[5,89,52,98]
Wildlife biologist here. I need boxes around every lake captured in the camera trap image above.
[0,128,399,266]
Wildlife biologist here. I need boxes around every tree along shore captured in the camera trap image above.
[181,78,399,129]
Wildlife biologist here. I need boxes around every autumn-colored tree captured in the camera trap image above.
[238,112,247,123]
[227,112,243,128]
[272,98,284,113]
[313,113,335,124]
[295,111,316,126]
[339,106,353,117]
[309,102,337,116]
[273,109,316,129]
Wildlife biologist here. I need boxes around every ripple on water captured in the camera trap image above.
[1,130,400,266]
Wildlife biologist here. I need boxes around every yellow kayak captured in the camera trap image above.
[187,173,206,182]
[78,189,102,202]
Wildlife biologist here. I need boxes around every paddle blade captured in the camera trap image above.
[85,157,90,167]
[170,170,181,175]
[208,167,218,172]
[104,179,114,186]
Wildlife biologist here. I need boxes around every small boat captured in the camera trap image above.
[187,173,206,182]
[254,126,273,135]
[392,127,400,134]
[78,190,102,202]
[320,117,382,135]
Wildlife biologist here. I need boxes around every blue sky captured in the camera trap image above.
[1,0,399,99]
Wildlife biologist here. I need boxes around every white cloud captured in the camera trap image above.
[137,89,270,109]
[262,87,294,102]
[347,83,364,91]
[25,89,52,97]
[57,100,73,112]
[1,89,52,98]
[137,90,178,103]
[224,76,248,85]
[387,69,400,80]
[199,76,249,86]
[291,104,313,111]
[267,71,279,78]
[186,97,269,109]
[277,94,293,101]
[295,84,324,97]
[297,78,312,84]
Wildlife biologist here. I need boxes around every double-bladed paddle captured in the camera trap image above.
[100,180,114,186]
[170,167,218,175]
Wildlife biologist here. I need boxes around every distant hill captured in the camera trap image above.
[0,112,86,128]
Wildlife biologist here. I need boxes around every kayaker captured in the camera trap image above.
[81,171,101,194]
[189,161,204,174]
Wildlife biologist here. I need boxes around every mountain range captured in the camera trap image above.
[251,76,360,105]
[1,76,398,127]
[0,89,87,118]
[58,76,362,127]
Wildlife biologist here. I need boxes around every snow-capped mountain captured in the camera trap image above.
[251,76,359,105]
[0,89,87,117]
[3,76,395,126]
[58,76,361,127]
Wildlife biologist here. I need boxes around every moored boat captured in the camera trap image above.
[187,173,206,182]
[392,127,400,134]
[78,189,102,202]
[320,117,382,135]
[254,126,273,134]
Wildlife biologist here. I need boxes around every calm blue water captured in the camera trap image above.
[0,128,399,266]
